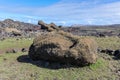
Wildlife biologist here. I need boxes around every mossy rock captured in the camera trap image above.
[29,31,98,66]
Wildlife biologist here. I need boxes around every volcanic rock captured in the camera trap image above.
[114,49,120,59]
[38,20,59,32]
[29,31,98,66]
[21,48,28,52]
[6,49,18,53]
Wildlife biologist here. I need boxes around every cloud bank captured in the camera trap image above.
[0,0,120,25]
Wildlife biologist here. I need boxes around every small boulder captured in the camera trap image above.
[100,49,114,55]
[6,49,18,53]
[105,49,114,55]
[100,49,106,53]
[21,48,28,52]
[114,50,120,58]
[12,31,22,36]
[0,37,6,41]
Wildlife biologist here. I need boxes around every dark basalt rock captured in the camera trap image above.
[114,50,120,59]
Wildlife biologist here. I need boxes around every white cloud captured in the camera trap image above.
[28,19,32,23]
[0,0,120,25]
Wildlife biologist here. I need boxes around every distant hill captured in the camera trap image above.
[0,19,38,30]
[0,19,120,38]
[71,24,120,28]
[0,19,41,38]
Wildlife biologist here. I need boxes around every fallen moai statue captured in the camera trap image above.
[38,20,60,32]
[29,27,98,66]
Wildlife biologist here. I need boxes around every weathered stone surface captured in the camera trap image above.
[6,49,18,53]
[38,20,59,32]
[29,31,98,66]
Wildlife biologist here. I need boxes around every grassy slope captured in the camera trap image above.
[94,37,120,50]
[0,38,33,51]
[0,37,120,80]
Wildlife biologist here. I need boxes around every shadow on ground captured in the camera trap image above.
[112,57,120,60]
[17,55,78,69]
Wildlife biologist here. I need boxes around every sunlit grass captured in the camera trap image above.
[0,52,111,80]
[0,38,33,50]
[0,37,119,80]
[94,37,120,50]
[89,58,107,70]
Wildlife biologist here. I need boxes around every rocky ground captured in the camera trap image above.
[0,19,120,39]
[0,37,120,80]
[62,25,120,37]
[0,19,120,80]
[0,19,42,39]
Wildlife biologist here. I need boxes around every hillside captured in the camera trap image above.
[0,19,120,80]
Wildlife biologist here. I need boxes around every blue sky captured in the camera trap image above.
[0,0,120,26]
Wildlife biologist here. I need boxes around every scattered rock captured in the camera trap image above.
[99,49,114,55]
[16,38,19,41]
[21,48,28,52]
[100,49,106,53]
[117,33,120,38]
[116,69,120,76]
[114,49,120,59]
[3,58,7,61]
[105,49,114,55]
[97,33,106,37]
[12,31,22,36]
[0,19,41,38]
[98,48,120,59]
[6,49,18,53]
[44,62,49,67]
[0,37,6,41]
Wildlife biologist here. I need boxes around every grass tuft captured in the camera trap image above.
[89,58,106,70]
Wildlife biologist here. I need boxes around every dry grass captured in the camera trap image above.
[94,36,120,50]
[0,37,120,80]
[0,38,33,50]
[0,52,110,80]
